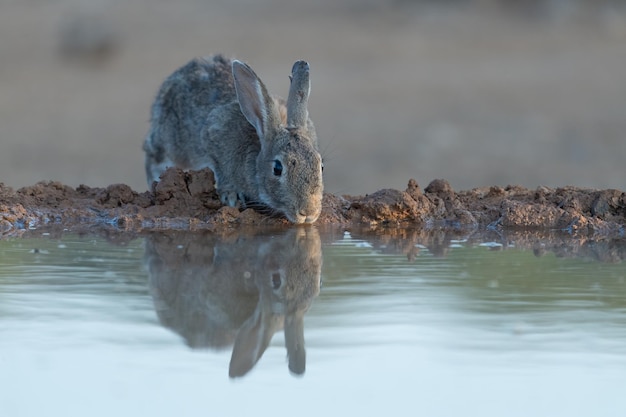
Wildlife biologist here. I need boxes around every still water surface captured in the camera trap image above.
[1,227,625,416]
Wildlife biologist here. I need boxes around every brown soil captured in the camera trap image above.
[1,167,625,238]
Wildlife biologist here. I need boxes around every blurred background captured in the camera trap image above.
[1,0,625,195]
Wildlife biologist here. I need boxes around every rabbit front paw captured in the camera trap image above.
[218,189,247,209]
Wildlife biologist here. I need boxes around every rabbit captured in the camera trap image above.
[143,54,324,224]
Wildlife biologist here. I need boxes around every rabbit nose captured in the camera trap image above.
[299,211,317,224]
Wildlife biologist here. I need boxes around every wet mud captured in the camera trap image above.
[1,167,625,238]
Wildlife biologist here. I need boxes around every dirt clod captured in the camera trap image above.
[424,179,454,197]
[1,168,625,237]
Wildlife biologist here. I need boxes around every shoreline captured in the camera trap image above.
[1,168,625,238]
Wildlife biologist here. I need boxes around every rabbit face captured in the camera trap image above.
[257,130,323,224]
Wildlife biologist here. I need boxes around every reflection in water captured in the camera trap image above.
[143,227,322,378]
[347,227,626,263]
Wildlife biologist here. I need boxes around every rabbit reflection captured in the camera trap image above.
[144,227,322,378]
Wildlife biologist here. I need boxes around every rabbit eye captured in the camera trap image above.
[273,160,283,176]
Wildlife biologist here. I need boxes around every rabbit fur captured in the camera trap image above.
[143,54,323,224]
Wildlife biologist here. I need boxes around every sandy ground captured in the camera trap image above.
[1,0,626,196]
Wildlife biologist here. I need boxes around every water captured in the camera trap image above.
[1,227,626,417]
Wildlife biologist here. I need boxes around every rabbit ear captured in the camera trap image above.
[286,60,311,130]
[232,60,281,141]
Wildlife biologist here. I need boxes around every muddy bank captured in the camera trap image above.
[1,167,625,238]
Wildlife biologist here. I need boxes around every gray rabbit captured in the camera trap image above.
[143,55,324,224]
